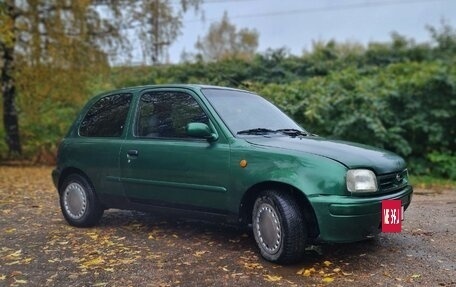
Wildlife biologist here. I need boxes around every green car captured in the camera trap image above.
[52,85,413,263]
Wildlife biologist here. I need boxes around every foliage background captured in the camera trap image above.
[0,26,455,179]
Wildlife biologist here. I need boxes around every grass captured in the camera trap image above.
[409,175,456,190]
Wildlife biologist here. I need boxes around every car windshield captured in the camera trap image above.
[202,88,305,136]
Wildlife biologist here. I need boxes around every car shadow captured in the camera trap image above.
[95,209,392,269]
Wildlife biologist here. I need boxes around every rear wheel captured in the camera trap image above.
[252,190,307,264]
[59,174,104,227]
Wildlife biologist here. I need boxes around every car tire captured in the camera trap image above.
[59,174,104,227]
[252,190,307,264]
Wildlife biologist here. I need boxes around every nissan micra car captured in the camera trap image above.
[52,85,413,263]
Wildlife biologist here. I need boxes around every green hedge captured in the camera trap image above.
[2,30,455,179]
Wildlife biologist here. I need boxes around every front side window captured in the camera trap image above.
[79,93,132,137]
[136,91,208,138]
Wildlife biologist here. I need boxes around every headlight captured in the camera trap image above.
[346,169,378,193]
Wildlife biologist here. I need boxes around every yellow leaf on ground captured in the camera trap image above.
[244,262,263,269]
[333,268,341,273]
[323,260,332,267]
[193,251,208,257]
[91,235,98,240]
[14,279,28,284]
[82,256,105,268]
[5,228,16,233]
[322,277,334,284]
[9,249,22,257]
[411,274,421,278]
[264,275,282,282]
[0,275,6,280]
[297,267,316,277]
[102,240,115,246]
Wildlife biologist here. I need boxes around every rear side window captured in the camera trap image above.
[79,93,132,137]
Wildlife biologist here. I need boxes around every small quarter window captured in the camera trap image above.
[136,91,208,138]
[79,93,132,137]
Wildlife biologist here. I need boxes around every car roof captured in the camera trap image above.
[96,84,250,97]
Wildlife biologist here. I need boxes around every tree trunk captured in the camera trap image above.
[1,1,22,155]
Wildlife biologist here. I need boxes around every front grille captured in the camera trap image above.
[377,169,408,194]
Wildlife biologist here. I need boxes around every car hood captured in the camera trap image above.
[245,136,406,174]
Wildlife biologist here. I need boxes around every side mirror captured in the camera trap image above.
[186,122,218,141]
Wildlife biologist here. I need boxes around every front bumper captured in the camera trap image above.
[309,185,413,243]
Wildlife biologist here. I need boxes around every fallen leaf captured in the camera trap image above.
[264,275,282,282]
[81,256,105,268]
[297,267,316,277]
[323,260,332,267]
[322,277,334,284]
[411,274,421,279]
[244,262,263,269]
[0,275,6,280]
[193,251,208,257]
[9,249,22,258]
[14,279,28,284]
[87,233,98,240]
[333,268,341,273]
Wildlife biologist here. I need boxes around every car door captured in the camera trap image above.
[71,93,133,202]
[119,88,231,212]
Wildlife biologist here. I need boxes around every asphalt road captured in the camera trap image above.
[0,167,455,286]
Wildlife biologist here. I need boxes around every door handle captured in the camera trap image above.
[127,149,139,157]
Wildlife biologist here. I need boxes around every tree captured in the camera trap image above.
[0,0,201,157]
[427,20,456,57]
[1,1,21,155]
[195,12,259,61]
[0,0,123,156]
[126,0,202,64]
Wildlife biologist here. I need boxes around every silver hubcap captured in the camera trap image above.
[63,182,87,220]
[255,203,282,255]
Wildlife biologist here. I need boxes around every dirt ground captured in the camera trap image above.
[0,166,455,287]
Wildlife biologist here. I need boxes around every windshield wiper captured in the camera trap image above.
[276,129,309,137]
[237,128,277,135]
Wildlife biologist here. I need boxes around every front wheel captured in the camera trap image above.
[59,174,104,227]
[252,190,307,264]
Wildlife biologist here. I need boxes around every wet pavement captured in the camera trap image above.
[0,166,455,286]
